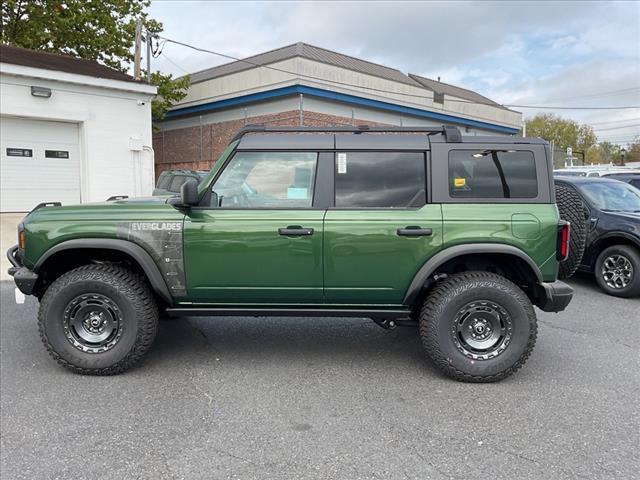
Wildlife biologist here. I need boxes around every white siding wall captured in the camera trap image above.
[159,96,502,137]
[174,57,521,131]
[0,67,156,207]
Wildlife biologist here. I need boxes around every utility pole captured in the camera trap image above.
[133,21,142,80]
[146,30,151,83]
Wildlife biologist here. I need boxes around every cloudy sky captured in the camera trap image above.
[149,0,639,145]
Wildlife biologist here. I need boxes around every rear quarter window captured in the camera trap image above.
[448,150,537,198]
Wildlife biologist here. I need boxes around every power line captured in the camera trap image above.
[593,124,640,131]
[536,87,640,104]
[161,53,190,75]
[595,136,639,142]
[157,35,640,111]
[586,117,640,126]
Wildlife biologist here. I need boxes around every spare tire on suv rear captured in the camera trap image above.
[555,184,587,279]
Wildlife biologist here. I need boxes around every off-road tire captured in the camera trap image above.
[594,245,640,298]
[38,264,158,375]
[419,271,537,383]
[555,184,587,279]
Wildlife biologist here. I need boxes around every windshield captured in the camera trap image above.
[579,181,640,212]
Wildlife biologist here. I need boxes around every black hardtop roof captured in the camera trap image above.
[234,124,547,150]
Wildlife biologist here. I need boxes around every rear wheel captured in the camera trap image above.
[38,264,158,375]
[419,272,537,382]
[595,245,640,298]
[555,184,587,279]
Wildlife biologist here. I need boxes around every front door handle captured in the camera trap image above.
[397,226,433,237]
[278,226,314,236]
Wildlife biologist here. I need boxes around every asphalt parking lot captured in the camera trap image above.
[0,274,638,480]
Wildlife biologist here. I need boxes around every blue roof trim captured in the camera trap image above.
[165,85,519,134]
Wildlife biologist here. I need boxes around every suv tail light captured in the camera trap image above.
[557,221,570,261]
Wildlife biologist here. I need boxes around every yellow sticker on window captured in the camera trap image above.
[454,177,466,187]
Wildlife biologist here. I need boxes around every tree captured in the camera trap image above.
[627,136,640,163]
[1,0,188,121]
[525,114,597,156]
[147,71,190,123]
[596,141,620,164]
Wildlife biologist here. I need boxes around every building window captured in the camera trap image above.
[45,150,69,159]
[449,150,538,198]
[434,92,445,104]
[213,152,317,208]
[335,152,426,208]
[6,148,32,157]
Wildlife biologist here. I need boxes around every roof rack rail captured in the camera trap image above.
[229,124,462,144]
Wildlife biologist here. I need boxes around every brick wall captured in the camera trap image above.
[152,110,387,179]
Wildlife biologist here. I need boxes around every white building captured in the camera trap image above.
[0,45,157,212]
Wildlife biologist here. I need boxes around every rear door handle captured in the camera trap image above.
[278,226,314,236]
[397,227,433,237]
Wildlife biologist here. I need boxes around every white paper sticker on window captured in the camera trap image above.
[337,153,347,174]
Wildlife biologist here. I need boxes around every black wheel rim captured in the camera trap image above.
[63,293,124,353]
[601,254,633,289]
[451,300,513,361]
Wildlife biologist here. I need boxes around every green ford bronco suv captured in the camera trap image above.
[8,125,574,382]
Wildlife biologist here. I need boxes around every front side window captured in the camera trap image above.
[449,150,537,198]
[212,152,317,208]
[335,152,426,208]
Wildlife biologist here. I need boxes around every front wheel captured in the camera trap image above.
[419,272,537,382]
[595,245,640,298]
[38,265,159,375]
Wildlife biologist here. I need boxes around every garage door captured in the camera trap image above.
[0,117,81,212]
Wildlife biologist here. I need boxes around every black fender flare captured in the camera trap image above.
[34,238,173,303]
[593,231,640,249]
[402,243,544,306]
[586,232,640,268]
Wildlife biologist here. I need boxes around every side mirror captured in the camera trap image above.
[169,179,199,208]
[181,179,199,206]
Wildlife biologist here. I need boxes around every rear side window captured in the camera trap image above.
[335,152,426,208]
[168,175,186,193]
[156,173,171,189]
[449,150,537,198]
